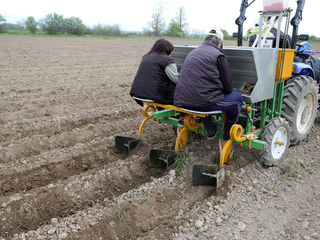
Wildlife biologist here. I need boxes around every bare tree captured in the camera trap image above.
[167,6,188,37]
[175,7,188,32]
[148,3,166,36]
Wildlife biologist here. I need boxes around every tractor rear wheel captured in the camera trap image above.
[260,117,290,167]
[282,75,318,145]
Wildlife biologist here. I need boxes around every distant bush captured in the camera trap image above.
[221,29,233,40]
[39,13,64,34]
[38,13,87,35]
[63,17,86,35]
[187,29,205,38]
[309,35,320,42]
[142,27,153,37]
[25,16,37,34]
[166,21,185,37]
[0,14,7,33]
[91,24,122,36]
[5,23,25,31]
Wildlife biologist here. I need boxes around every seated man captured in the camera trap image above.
[174,29,243,140]
[248,20,292,48]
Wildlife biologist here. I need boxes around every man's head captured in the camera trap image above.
[205,29,224,49]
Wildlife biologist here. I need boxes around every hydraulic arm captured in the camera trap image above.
[235,0,256,46]
[236,0,306,48]
[290,0,306,49]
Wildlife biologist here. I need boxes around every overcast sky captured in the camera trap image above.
[2,0,320,36]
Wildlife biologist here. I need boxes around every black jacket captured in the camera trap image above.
[130,52,175,104]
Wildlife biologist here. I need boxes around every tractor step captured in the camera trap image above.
[115,136,140,154]
[192,165,225,189]
[149,149,176,169]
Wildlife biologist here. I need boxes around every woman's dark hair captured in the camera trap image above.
[143,38,174,58]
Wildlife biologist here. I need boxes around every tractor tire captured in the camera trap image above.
[282,75,318,145]
[260,117,290,167]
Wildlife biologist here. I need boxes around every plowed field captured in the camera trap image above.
[0,36,319,240]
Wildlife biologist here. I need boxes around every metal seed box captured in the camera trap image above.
[171,45,279,103]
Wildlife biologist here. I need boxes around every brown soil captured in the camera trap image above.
[0,36,319,240]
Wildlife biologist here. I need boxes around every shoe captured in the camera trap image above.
[178,116,185,128]
[206,124,217,140]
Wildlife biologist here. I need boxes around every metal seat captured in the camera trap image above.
[132,96,222,115]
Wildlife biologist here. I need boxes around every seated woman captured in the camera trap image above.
[130,39,179,106]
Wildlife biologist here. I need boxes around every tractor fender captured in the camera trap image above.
[292,62,315,79]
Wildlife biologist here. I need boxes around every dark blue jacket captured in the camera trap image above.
[174,41,224,108]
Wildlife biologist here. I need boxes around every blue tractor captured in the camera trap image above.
[235,0,319,146]
[293,41,320,91]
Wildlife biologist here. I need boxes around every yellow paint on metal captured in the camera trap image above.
[138,105,157,137]
[142,105,156,118]
[244,133,258,140]
[174,114,205,152]
[195,124,205,136]
[184,115,197,129]
[219,124,248,167]
[143,102,208,118]
[138,102,209,149]
[275,49,295,81]
[138,115,153,138]
[230,124,246,142]
[243,133,258,149]
[175,127,189,152]
[219,139,233,167]
[275,140,284,146]
[138,102,260,164]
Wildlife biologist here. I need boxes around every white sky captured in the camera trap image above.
[2,0,320,36]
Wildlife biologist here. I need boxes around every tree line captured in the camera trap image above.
[0,6,232,38]
[0,13,89,35]
[2,11,320,41]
